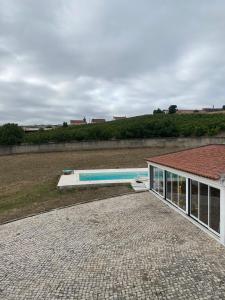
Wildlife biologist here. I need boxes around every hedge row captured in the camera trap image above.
[1,113,225,145]
[23,114,225,144]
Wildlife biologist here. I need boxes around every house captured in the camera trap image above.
[70,119,87,126]
[113,116,126,120]
[162,107,225,114]
[202,107,225,113]
[91,118,106,124]
[176,109,200,114]
[146,145,225,244]
[22,127,40,133]
[22,125,56,132]
[163,109,199,114]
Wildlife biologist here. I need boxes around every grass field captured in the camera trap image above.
[0,147,182,224]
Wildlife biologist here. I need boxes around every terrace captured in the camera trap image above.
[1,192,225,299]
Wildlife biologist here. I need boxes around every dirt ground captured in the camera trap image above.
[0,146,182,223]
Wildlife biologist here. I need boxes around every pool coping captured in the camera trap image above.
[57,168,148,189]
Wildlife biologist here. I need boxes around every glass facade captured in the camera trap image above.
[178,176,186,211]
[151,166,164,196]
[190,180,220,234]
[165,171,186,211]
[158,169,164,196]
[150,164,220,235]
[166,172,172,201]
[199,183,208,225]
[209,187,220,233]
[191,180,198,218]
[172,173,178,205]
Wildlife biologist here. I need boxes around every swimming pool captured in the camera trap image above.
[57,168,149,189]
[79,170,148,181]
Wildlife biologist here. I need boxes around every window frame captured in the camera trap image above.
[151,166,164,197]
[149,162,221,237]
[165,171,187,212]
[190,179,220,236]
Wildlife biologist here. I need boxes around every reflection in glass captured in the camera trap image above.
[166,172,172,200]
[158,169,164,196]
[172,174,178,205]
[199,183,208,225]
[178,176,186,211]
[209,187,220,233]
[191,180,198,218]
[153,167,158,192]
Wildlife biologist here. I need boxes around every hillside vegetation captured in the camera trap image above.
[1,113,225,145]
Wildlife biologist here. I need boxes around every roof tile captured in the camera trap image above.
[146,144,225,180]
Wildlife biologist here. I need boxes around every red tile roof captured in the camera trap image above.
[91,119,106,123]
[113,116,127,120]
[70,120,86,125]
[146,144,225,180]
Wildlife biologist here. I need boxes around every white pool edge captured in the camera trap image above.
[57,168,148,189]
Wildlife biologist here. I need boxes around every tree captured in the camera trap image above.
[222,105,225,110]
[62,122,68,127]
[168,105,177,114]
[153,108,165,115]
[0,123,25,145]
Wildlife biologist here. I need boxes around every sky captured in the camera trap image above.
[0,0,225,124]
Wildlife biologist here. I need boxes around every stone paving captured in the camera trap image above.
[1,192,225,299]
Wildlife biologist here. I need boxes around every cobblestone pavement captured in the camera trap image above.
[1,192,225,300]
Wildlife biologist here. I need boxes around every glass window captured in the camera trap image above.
[209,187,220,233]
[178,176,186,211]
[150,166,154,189]
[156,167,159,192]
[153,167,158,192]
[158,169,164,196]
[166,172,172,200]
[172,173,178,205]
[199,183,208,225]
[152,166,164,195]
[191,180,198,218]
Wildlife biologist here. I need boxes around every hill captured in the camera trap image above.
[20,113,225,145]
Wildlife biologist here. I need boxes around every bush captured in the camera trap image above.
[0,123,25,145]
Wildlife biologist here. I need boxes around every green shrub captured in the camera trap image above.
[0,123,24,145]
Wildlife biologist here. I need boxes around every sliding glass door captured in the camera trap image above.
[191,180,198,218]
[190,180,220,234]
[209,187,220,233]
[150,164,220,235]
[165,171,186,212]
[199,183,208,225]
[151,166,164,197]
[179,176,186,211]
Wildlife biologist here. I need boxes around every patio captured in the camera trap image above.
[1,192,225,299]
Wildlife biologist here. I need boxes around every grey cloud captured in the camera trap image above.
[0,0,225,124]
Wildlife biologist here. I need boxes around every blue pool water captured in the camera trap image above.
[79,170,148,181]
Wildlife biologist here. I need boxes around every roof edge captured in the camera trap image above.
[145,143,225,162]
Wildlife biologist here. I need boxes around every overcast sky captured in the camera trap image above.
[0,0,225,124]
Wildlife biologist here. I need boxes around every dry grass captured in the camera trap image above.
[0,146,182,223]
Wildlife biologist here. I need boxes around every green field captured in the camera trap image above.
[0,146,183,224]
